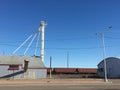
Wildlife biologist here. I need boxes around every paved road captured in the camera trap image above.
[0,84,120,90]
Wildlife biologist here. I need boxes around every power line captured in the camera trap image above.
[105,36,120,39]
[1,35,120,44]
[1,43,120,50]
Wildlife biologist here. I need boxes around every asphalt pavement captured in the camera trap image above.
[0,84,120,90]
[0,79,120,90]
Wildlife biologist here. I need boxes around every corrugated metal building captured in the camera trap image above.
[98,57,120,78]
[0,56,47,79]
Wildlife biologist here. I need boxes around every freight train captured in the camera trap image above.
[47,68,97,74]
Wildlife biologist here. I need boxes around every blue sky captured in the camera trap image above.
[0,0,120,68]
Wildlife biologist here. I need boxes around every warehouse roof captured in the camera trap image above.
[0,56,46,68]
[97,57,120,66]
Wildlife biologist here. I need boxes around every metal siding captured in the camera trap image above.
[23,69,36,79]
[36,69,47,78]
[98,63,104,77]
[0,66,47,79]
[98,57,120,78]
[23,69,47,79]
[0,66,24,78]
[0,66,9,77]
[0,56,47,79]
[30,69,47,79]
[8,69,23,79]
[107,60,120,78]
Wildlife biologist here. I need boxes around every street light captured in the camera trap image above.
[101,32,108,82]
[102,26,112,82]
[50,56,52,78]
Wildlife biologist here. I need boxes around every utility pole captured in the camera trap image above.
[102,32,108,82]
[50,56,52,78]
[67,51,69,68]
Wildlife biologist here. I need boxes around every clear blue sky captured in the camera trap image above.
[0,0,120,68]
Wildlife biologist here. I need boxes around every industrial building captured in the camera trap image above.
[0,21,47,79]
[98,57,120,78]
[0,56,46,79]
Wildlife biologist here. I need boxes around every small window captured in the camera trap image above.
[8,65,19,70]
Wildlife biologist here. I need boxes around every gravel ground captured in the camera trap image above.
[0,78,108,85]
